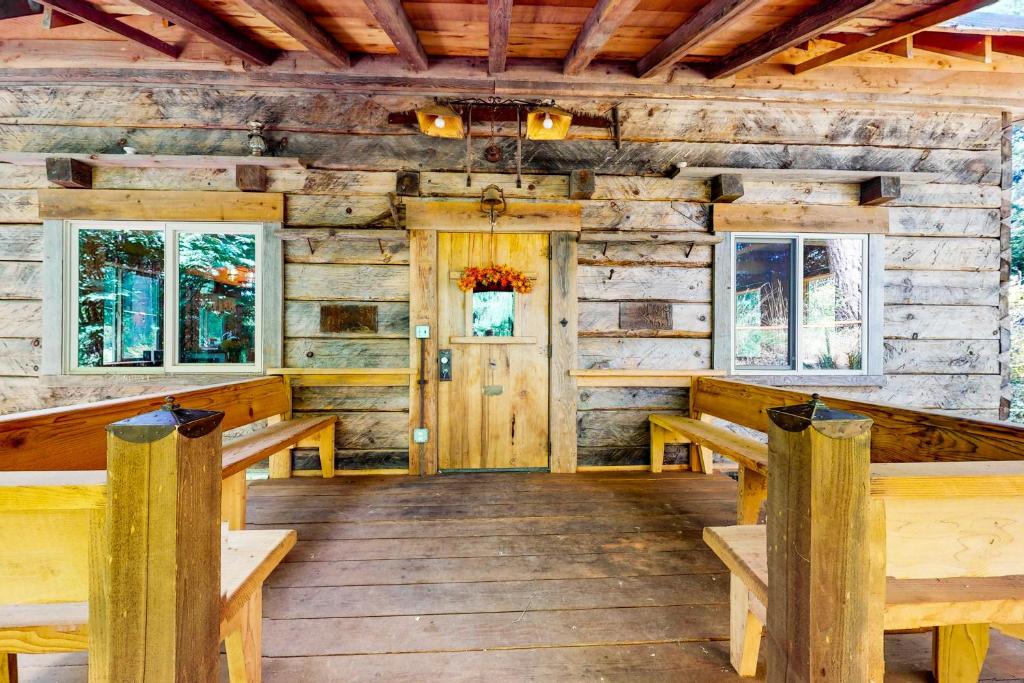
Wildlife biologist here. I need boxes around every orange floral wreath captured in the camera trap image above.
[458,264,533,294]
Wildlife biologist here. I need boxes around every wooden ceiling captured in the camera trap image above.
[0,0,1019,80]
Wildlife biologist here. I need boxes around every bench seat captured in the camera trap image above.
[703,524,1024,676]
[0,529,295,681]
[649,414,768,475]
[222,415,337,478]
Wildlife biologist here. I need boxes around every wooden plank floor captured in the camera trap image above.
[16,471,1024,681]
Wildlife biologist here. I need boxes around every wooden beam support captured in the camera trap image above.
[396,170,421,196]
[568,169,595,199]
[637,0,760,79]
[992,34,1024,58]
[240,0,349,68]
[859,176,900,206]
[793,0,999,75]
[914,31,992,63]
[488,0,513,74]
[129,0,277,66]
[39,0,180,58]
[42,5,82,29]
[362,0,429,72]
[822,32,913,58]
[765,399,882,681]
[45,157,92,189]
[705,0,891,79]
[234,164,267,192]
[713,203,889,234]
[709,173,744,203]
[564,0,643,76]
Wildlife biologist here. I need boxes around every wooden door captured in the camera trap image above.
[437,232,550,470]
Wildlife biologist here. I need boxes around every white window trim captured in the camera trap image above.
[713,231,884,381]
[44,219,282,376]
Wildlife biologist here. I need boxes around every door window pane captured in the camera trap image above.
[802,239,864,371]
[735,240,793,369]
[472,291,515,337]
[177,233,257,364]
[77,228,164,368]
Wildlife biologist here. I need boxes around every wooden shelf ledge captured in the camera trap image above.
[266,368,412,387]
[570,369,727,387]
[0,152,305,171]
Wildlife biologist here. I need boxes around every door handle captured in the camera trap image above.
[439,349,452,381]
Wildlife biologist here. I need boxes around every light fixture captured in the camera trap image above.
[415,104,465,139]
[526,105,572,140]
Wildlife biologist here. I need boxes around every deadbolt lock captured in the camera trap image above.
[439,349,452,381]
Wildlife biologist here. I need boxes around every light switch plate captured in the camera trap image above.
[413,428,430,443]
[415,325,430,339]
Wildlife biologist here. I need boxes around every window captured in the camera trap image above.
[66,221,264,373]
[472,291,516,337]
[719,233,880,377]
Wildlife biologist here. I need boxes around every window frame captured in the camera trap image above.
[714,231,884,380]
[56,219,276,375]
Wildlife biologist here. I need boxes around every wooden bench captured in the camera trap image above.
[703,461,1024,680]
[0,469,296,680]
[649,413,768,523]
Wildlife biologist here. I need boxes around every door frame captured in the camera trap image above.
[406,198,580,475]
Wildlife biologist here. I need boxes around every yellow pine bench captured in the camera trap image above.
[703,461,1024,681]
[0,471,296,683]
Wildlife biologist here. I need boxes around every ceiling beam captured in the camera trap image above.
[240,0,349,68]
[564,0,642,76]
[41,0,179,57]
[704,0,892,79]
[636,0,760,79]
[822,33,913,58]
[362,0,429,72]
[129,0,277,66]
[914,31,992,63]
[793,0,999,75]
[489,0,513,74]
[993,35,1024,58]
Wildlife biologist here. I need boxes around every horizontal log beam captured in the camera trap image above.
[40,0,179,58]
[637,0,759,79]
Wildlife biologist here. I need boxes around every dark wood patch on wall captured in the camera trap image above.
[619,302,672,330]
[320,304,379,333]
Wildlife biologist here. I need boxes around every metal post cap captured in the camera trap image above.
[106,396,224,444]
[766,393,872,438]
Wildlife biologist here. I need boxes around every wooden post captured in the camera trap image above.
[765,395,881,683]
[319,421,336,478]
[98,398,223,682]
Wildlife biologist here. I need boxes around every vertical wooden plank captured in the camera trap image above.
[319,421,336,478]
[221,471,247,530]
[0,655,15,683]
[867,234,885,377]
[268,377,293,479]
[1000,111,1013,420]
[933,624,990,683]
[649,422,665,473]
[225,590,262,683]
[765,399,879,683]
[550,231,578,473]
[99,405,222,682]
[730,575,763,677]
[41,220,64,376]
[712,235,733,372]
[409,229,438,475]
[262,222,284,371]
[736,466,766,524]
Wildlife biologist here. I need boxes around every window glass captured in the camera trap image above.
[77,228,164,368]
[472,291,515,337]
[734,240,792,369]
[177,232,257,365]
[802,239,864,371]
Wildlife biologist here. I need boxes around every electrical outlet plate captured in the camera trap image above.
[413,428,430,443]
[415,325,430,339]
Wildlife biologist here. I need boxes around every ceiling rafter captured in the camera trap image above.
[793,0,999,74]
[636,0,760,79]
[489,0,513,74]
[240,0,349,69]
[914,31,992,62]
[362,0,429,72]
[563,0,643,76]
[129,0,277,66]
[704,0,892,80]
[40,0,178,58]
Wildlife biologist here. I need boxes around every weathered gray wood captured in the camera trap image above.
[577,242,712,267]
[285,301,408,338]
[883,270,1000,306]
[577,387,688,411]
[577,266,711,302]
[883,339,999,374]
[0,190,38,223]
[885,236,999,272]
[0,337,40,375]
[488,0,513,74]
[0,261,41,299]
[884,305,1000,340]
[286,195,399,227]
[580,201,709,231]
[292,386,409,412]
[296,410,410,449]
[284,339,409,368]
[39,220,62,375]
[0,225,42,260]
[813,374,1001,410]
[284,264,409,301]
[619,302,672,331]
[579,445,689,466]
[284,234,409,265]
[577,409,685,447]
[0,300,42,335]
[550,231,579,474]
[577,338,711,370]
[887,207,1000,237]
[867,233,885,377]
[262,222,284,370]
[579,302,711,335]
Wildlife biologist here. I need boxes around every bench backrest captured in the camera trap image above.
[870,462,1024,579]
[0,471,106,605]
[0,377,290,471]
[693,377,1024,464]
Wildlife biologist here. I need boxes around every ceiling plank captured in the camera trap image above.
[564,0,643,76]
[793,0,999,75]
[129,0,277,66]
[240,0,349,69]
[488,0,513,74]
[705,0,892,79]
[914,31,992,63]
[636,0,760,79]
[40,0,178,57]
[362,0,429,72]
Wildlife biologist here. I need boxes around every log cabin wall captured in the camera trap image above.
[0,86,1006,471]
